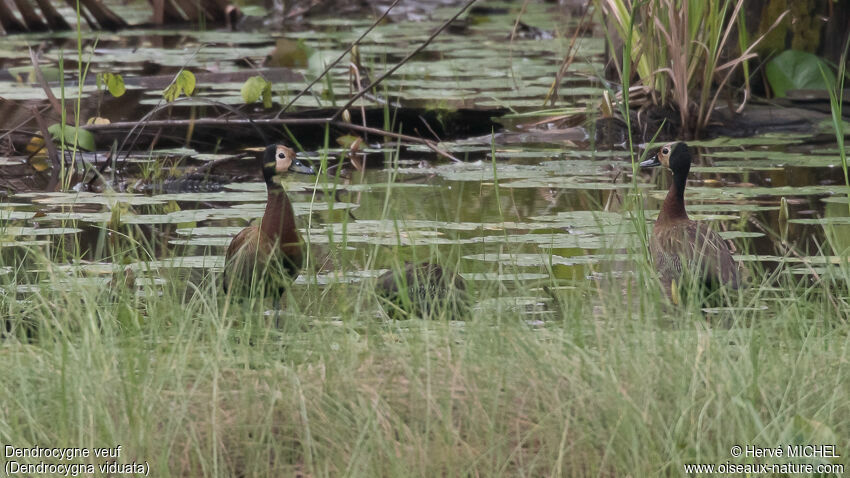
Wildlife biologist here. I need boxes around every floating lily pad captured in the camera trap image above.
[20,192,166,207]
[175,227,245,236]
[734,255,849,265]
[789,217,850,225]
[461,272,551,281]
[0,239,51,248]
[0,210,37,220]
[503,177,646,190]
[169,237,233,247]
[294,269,386,285]
[1,227,82,237]
[464,252,636,267]
[131,255,225,271]
[686,204,779,212]
[685,134,808,147]
[718,231,764,239]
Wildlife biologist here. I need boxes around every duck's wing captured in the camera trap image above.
[223,226,259,292]
[651,221,740,291]
[685,221,740,289]
[650,227,683,294]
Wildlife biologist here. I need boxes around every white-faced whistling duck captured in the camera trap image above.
[640,142,740,303]
[224,144,315,296]
[376,262,469,319]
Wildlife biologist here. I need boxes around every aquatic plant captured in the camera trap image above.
[597,0,787,137]
[820,39,849,213]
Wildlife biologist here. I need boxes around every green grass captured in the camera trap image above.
[820,38,849,213]
[1,222,848,476]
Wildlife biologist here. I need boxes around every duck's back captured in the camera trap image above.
[651,219,740,294]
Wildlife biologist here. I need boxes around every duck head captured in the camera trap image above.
[640,142,692,176]
[261,144,315,183]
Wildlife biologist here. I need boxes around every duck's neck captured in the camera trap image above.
[659,171,689,222]
[261,182,300,243]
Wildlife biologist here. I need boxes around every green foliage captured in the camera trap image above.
[766,50,835,97]
[266,38,313,68]
[239,5,267,16]
[8,66,62,83]
[308,47,335,79]
[163,70,196,102]
[47,123,96,151]
[266,37,332,80]
[240,75,273,108]
[598,0,785,136]
[96,72,126,97]
[819,40,849,215]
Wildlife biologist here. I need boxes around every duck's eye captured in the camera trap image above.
[278,153,285,159]
[662,147,669,155]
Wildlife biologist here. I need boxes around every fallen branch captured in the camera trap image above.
[81,113,460,162]
[83,117,332,130]
[329,121,460,162]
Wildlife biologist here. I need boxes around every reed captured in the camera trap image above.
[820,38,849,213]
[597,0,787,137]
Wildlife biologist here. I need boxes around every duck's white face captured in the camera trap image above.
[274,145,297,172]
[656,142,675,169]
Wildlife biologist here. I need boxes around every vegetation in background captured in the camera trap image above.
[241,75,274,108]
[766,49,835,97]
[597,0,787,137]
[163,70,197,102]
[820,39,849,214]
[96,72,126,98]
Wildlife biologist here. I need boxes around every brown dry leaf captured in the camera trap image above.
[29,155,50,172]
[86,117,111,125]
[26,135,44,154]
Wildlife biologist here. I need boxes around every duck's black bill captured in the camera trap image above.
[640,154,661,168]
[291,159,316,175]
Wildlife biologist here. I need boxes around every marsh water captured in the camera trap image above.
[1,1,849,311]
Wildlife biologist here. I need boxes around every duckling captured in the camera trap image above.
[224,144,315,297]
[376,262,469,320]
[640,142,740,303]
